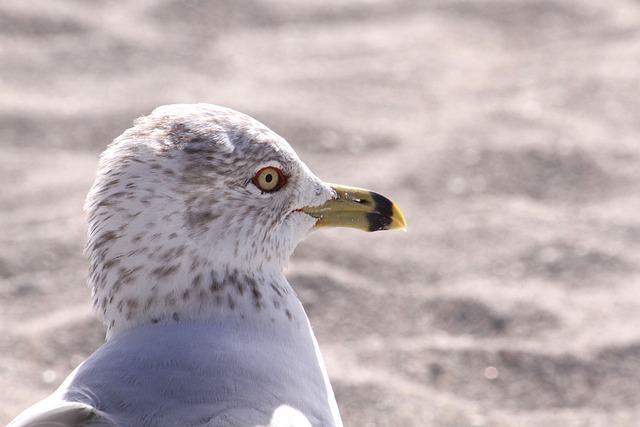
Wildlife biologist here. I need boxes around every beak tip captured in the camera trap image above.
[393,222,408,233]
[391,206,407,232]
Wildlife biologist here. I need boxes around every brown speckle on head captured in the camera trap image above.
[158,246,184,263]
[228,268,239,283]
[190,257,201,273]
[175,245,186,257]
[192,273,202,289]
[84,103,325,337]
[245,274,263,309]
[185,209,219,234]
[235,281,245,296]
[131,232,145,244]
[125,211,141,220]
[151,264,180,279]
[209,272,223,293]
[94,230,117,249]
[125,298,139,320]
[251,287,262,302]
[116,266,142,287]
[270,283,286,297]
[143,295,156,313]
[103,257,120,271]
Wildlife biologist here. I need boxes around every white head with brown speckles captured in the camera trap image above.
[85,104,334,337]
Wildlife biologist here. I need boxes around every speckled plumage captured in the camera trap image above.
[85,104,333,337]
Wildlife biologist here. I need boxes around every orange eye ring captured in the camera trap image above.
[252,166,286,192]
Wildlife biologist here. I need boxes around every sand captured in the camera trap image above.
[2,0,640,425]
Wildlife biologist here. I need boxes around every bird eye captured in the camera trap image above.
[252,166,286,192]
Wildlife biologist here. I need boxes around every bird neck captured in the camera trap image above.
[95,261,304,340]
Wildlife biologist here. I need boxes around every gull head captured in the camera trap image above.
[84,104,406,336]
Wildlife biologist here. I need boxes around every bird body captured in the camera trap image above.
[15,319,336,426]
[8,104,405,427]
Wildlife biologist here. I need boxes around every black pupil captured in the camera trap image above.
[265,173,273,183]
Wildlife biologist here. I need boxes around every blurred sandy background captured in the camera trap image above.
[2,0,640,426]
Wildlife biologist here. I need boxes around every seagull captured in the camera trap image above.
[8,104,406,427]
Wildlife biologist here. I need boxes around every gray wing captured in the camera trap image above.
[7,401,116,427]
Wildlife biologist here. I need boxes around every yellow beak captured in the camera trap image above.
[302,184,407,232]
